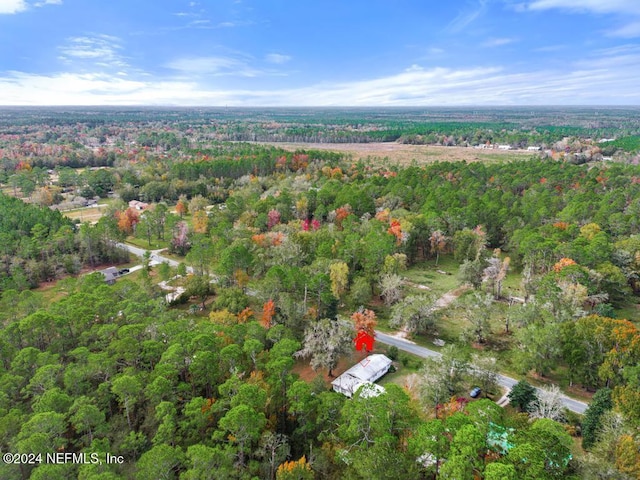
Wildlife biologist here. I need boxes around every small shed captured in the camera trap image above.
[331,354,392,398]
[100,267,119,285]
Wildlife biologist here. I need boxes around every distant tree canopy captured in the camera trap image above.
[0,192,126,291]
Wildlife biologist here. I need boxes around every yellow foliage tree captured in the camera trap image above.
[276,456,314,480]
[329,261,349,300]
[192,210,209,234]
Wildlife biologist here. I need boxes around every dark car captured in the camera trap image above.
[470,387,481,398]
[118,268,130,275]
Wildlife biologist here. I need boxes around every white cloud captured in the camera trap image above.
[58,35,128,69]
[0,0,61,14]
[166,56,255,76]
[3,46,640,106]
[34,0,61,6]
[166,54,287,77]
[608,21,640,38]
[447,0,488,32]
[0,0,27,14]
[265,53,291,64]
[482,37,515,47]
[524,0,640,15]
[214,20,254,28]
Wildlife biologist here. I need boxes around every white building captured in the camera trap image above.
[331,354,393,398]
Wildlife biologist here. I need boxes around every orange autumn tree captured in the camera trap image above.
[388,219,403,245]
[262,299,276,328]
[334,204,352,230]
[175,198,188,217]
[237,307,254,324]
[351,308,377,337]
[553,257,577,273]
[116,208,139,235]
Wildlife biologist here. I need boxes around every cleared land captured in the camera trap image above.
[261,142,534,165]
[62,204,108,223]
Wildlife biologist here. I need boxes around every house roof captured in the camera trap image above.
[341,354,392,382]
[100,267,119,282]
[331,354,392,398]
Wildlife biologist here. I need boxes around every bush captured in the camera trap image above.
[387,345,399,361]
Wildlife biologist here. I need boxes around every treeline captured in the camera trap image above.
[600,135,640,154]
[0,192,127,291]
[207,121,612,146]
[0,275,592,480]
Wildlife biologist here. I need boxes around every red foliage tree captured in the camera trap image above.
[267,209,281,230]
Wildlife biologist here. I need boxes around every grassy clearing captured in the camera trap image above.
[125,235,170,250]
[378,351,425,388]
[434,294,512,346]
[260,142,533,166]
[62,205,108,223]
[33,281,68,304]
[403,255,460,296]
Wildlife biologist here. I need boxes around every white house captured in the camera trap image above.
[129,200,149,211]
[331,354,393,398]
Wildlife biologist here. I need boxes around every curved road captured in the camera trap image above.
[116,243,192,272]
[375,331,588,414]
[115,241,587,414]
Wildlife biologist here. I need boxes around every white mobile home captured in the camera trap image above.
[331,354,392,398]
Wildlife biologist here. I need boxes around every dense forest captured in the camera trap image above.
[0,193,127,290]
[1,108,639,479]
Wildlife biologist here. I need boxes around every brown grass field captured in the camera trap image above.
[261,142,535,165]
[62,205,108,223]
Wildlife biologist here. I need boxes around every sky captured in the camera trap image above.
[1,0,640,106]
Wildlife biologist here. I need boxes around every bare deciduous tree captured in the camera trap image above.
[379,273,403,306]
[529,384,565,422]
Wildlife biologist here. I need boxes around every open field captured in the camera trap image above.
[62,204,108,223]
[260,142,535,165]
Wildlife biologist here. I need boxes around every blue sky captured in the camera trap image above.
[1,0,640,105]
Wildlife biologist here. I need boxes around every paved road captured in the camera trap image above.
[115,241,588,414]
[116,243,193,272]
[375,330,588,414]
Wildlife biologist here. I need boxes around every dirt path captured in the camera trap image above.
[386,284,470,341]
[434,285,470,309]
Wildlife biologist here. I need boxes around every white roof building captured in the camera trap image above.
[331,354,393,398]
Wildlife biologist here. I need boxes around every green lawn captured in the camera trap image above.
[614,301,640,323]
[403,255,461,296]
[125,235,170,250]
